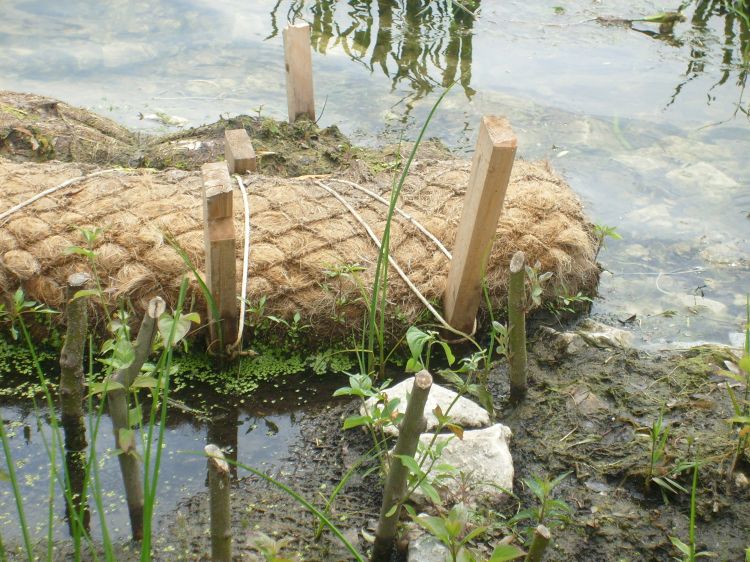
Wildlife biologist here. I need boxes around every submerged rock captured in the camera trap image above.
[362,377,491,437]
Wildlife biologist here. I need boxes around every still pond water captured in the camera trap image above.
[0,0,748,542]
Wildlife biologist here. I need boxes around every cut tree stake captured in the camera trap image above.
[283,23,315,123]
[201,162,238,353]
[525,524,551,562]
[108,296,165,541]
[371,370,433,562]
[224,128,257,174]
[508,251,527,402]
[444,115,517,333]
[59,272,91,535]
[206,444,232,562]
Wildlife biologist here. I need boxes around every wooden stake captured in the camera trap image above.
[525,525,551,562]
[444,116,517,334]
[201,162,238,352]
[206,444,232,562]
[224,129,257,174]
[283,23,315,123]
[108,296,165,541]
[60,272,91,536]
[508,251,527,402]
[371,371,433,562]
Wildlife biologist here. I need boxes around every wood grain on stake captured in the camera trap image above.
[201,162,238,348]
[283,23,315,123]
[444,116,517,334]
[224,129,256,174]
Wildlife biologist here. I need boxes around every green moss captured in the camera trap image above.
[675,344,736,380]
[0,336,56,398]
[169,344,354,397]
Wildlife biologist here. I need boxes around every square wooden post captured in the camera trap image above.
[283,23,315,123]
[224,129,257,174]
[201,162,238,350]
[443,116,517,334]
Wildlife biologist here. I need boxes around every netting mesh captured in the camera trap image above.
[0,156,599,334]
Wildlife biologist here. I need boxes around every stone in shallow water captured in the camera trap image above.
[362,377,491,437]
[666,162,739,193]
[407,424,513,507]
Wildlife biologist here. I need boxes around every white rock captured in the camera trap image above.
[362,377,491,437]
[576,319,633,349]
[408,533,450,562]
[408,424,513,507]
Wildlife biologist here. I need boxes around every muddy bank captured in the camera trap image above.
[154,331,749,561]
[0,90,358,176]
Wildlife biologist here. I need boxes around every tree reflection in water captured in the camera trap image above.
[268,1,478,108]
[669,0,749,118]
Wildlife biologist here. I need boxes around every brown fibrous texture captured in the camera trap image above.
[0,157,599,337]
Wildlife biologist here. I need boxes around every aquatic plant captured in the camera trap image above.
[405,503,525,562]
[718,295,750,483]
[669,461,716,561]
[593,223,622,260]
[508,472,572,533]
[644,412,688,500]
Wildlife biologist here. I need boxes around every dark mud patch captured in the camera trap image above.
[154,334,750,561]
[156,401,381,561]
[499,336,750,561]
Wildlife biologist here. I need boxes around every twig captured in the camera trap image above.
[328,178,452,259]
[229,175,252,355]
[314,180,458,333]
[0,169,125,224]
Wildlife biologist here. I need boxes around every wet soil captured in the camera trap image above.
[0,91,380,177]
[148,330,750,561]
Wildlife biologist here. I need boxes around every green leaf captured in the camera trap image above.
[462,525,487,543]
[158,311,197,346]
[87,380,124,397]
[406,326,431,367]
[100,338,135,370]
[468,385,494,418]
[405,357,422,373]
[412,514,449,544]
[72,289,100,301]
[384,503,399,518]
[131,375,158,389]
[739,354,750,373]
[64,246,95,259]
[438,341,455,366]
[670,536,691,555]
[0,469,9,482]
[418,481,442,505]
[343,415,370,430]
[396,454,422,476]
[488,544,526,561]
[437,369,464,389]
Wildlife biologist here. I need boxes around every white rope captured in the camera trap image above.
[0,168,124,224]
[314,180,467,335]
[328,177,452,259]
[230,174,252,353]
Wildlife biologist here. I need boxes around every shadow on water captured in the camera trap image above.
[268,0,478,113]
